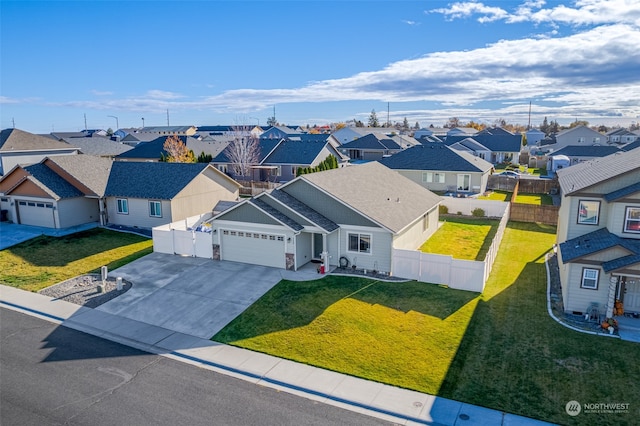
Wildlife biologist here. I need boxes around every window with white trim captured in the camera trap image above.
[581,268,599,290]
[624,207,640,233]
[577,200,599,225]
[117,198,129,214]
[457,174,470,191]
[348,233,371,254]
[149,201,162,217]
[422,172,445,183]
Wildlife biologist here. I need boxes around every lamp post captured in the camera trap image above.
[141,117,145,128]
[107,115,119,130]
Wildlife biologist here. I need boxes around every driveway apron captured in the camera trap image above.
[98,252,284,339]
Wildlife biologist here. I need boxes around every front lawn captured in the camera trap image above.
[0,228,153,292]
[214,222,639,425]
[419,216,499,260]
[514,193,553,205]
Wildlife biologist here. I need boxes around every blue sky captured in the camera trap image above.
[2,0,639,133]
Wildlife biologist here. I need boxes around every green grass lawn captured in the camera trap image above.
[514,193,553,205]
[214,222,639,425]
[0,228,153,292]
[419,216,499,260]
[476,190,512,202]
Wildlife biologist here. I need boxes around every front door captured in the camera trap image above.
[313,233,323,260]
[623,278,640,313]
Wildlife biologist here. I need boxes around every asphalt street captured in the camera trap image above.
[0,308,391,426]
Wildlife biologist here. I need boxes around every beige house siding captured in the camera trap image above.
[172,173,238,221]
[392,206,439,250]
[57,197,100,228]
[107,197,172,228]
[564,263,609,314]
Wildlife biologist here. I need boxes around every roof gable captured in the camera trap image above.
[1,128,78,152]
[379,143,492,173]
[262,139,332,165]
[23,163,83,199]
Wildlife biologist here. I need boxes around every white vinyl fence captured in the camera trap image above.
[391,201,510,293]
[152,213,214,258]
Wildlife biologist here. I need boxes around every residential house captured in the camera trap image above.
[105,162,240,229]
[0,128,80,175]
[606,128,638,145]
[556,148,640,318]
[339,133,402,161]
[446,127,478,137]
[136,126,197,136]
[212,135,346,183]
[0,156,240,230]
[259,126,302,140]
[525,128,546,147]
[550,125,605,152]
[446,127,522,165]
[49,133,133,158]
[329,127,398,145]
[447,137,492,162]
[115,136,227,162]
[379,143,493,194]
[205,161,441,272]
[549,145,621,167]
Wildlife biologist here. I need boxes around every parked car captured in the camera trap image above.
[496,170,521,178]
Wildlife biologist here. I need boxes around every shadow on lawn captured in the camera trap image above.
[436,261,637,426]
[4,228,150,268]
[213,276,477,343]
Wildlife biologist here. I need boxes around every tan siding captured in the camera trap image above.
[57,197,100,228]
[11,180,52,198]
[172,173,238,221]
[393,207,439,250]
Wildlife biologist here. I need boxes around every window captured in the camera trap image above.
[624,207,640,233]
[348,233,371,254]
[578,137,585,143]
[117,198,129,214]
[238,232,244,237]
[422,172,445,183]
[577,200,599,225]
[230,231,237,236]
[0,197,8,202]
[457,174,470,191]
[149,201,162,217]
[581,268,599,289]
[277,236,284,241]
[18,201,26,206]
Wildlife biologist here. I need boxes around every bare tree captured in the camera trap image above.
[224,123,260,178]
[163,135,195,163]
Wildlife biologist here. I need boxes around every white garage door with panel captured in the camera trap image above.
[221,229,285,269]
[17,200,55,227]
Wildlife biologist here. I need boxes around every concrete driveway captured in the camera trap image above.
[99,252,319,339]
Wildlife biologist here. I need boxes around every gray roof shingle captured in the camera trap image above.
[45,155,113,196]
[1,128,79,152]
[559,227,640,269]
[23,163,83,199]
[268,189,339,232]
[105,162,209,200]
[249,198,304,231]
[557,148,640,195]
[379,143,493,173]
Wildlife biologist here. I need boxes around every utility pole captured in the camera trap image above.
[84,113,87,130]
[387,102,390,127]
[141,117,145,128]
[527,101,532,130]
[12,118,15,128]
[166,109,170,126]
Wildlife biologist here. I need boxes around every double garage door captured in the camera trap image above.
[220,229,285,269]
[17,200,55,227]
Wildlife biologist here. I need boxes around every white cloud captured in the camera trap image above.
[145,90,183,100]
[90,90,113,96]
[430,0,640,26]
[0,96,20,104]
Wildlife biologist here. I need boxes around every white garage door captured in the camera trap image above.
[17,200,55,228]
[221,229,285,269]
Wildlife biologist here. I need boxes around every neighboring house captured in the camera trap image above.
[212,135,347,183]
[0,156,240,230]
[105,162,240,229]
[0,128,80,175]
[0,155,112,228]
[551,125,605,151]
[549,145,621,167]
[606,128,638,145]
[556,148,640,318]
[205,161,441,272]
[114,136,227,162]
[136,126,197,136]
[446,127,522,165]
[51,134,133,158]
[259,126,301,140]
[446,127,478,137]
[379,143,494,194]
[525,128,546,147]
[329,127,397,145]
[447,137,492,161]
[339,133,402,161]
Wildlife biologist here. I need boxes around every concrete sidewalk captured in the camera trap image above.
[0,285,555,426]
